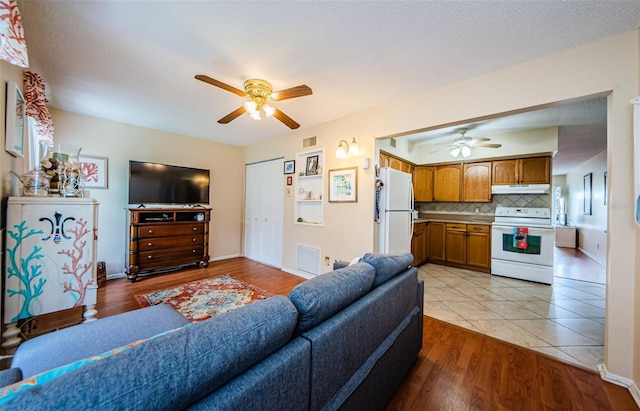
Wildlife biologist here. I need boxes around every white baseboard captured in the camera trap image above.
[281,266,316,280]
[106,272,126,280]
[597,363,640,407]
[211,254,240,261]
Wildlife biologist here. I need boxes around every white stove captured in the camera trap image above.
[491,207,554,285]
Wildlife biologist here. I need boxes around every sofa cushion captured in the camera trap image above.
[0,325,188,405]
[288,262,375,334]
[362,252,413,287]
[0,296,298,410]
[11,303,190,379]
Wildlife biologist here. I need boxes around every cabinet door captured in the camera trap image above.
[519,157,550,184]
[445,224,466,264]
[427,222,446,261]
[411,223,427,266]
[466,225,491,268]
[413,166,434,202]
[463,162,492,202]
[492,160,518,185]
[434,164,462,202]
[389,157,403,171]
[379,152,390,168]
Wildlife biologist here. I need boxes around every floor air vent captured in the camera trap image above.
[296,244,320,275]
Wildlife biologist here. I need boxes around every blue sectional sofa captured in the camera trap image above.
[0,252,424,410]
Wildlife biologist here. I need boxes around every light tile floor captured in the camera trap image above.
[419,262,606,371]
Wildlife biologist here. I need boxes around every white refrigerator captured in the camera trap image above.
[378,167,414,253]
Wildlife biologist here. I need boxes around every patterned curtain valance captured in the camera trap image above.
[24,71,54,147]
[0,0,28,68]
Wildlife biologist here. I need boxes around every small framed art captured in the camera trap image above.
[80,155,109,189]
[329,167,357,202]
[284,160,295,174]
[306,155,319,175]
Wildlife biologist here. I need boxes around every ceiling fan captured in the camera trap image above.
[195,75,312,129]
[431,128,502,158]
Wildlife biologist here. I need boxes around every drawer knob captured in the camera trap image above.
[192,238,196,242]
[147,255,153,259]
[147,242,153,247]
[192,227,197,231]
[148,229,153,234]
[192,249,196,253]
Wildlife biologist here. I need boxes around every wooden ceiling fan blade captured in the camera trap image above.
[272,85,312,101]
[475,143,502,148]
[195,75,246,97]
[218,106,246,124]
[273,108,300,129]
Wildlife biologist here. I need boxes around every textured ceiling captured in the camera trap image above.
[17,1,637,163]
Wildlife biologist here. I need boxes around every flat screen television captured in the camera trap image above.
[128,160,210,205]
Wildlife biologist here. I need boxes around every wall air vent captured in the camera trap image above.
[390,138,397,148]
[296,244,320,276]
[303,136,317,148]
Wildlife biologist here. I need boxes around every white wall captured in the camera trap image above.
[245,30,640,386]
[566,151,607,264]
[51,109,244,276]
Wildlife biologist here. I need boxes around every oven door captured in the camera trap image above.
[491,224,555,266]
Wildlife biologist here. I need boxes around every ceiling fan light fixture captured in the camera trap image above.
[244,100,258,114]
[450,147,461,158]
[461,145,471,157]
[263,104,275,117]
[249,110,262,120]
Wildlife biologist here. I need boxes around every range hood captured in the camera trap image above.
[491,184,550,195]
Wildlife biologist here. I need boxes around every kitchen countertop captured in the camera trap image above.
[414,213,495,225]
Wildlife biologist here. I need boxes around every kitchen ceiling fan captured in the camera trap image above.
[431,128,502,158]
[195,75,312,129]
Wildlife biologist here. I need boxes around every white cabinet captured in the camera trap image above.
[3,196,99,349]
[295,149,324,226]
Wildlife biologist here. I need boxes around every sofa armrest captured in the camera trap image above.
[0,368,22,388]
[12,304,189,378]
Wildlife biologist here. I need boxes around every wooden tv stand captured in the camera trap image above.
[126,207,211,281]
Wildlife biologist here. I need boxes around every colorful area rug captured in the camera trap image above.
[134,275,273,322]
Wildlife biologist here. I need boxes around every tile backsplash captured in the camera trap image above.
[416,194,551,216]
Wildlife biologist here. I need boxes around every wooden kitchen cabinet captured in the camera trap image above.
[411,222,428,266]
[427,222,446,261]
[463,162,492,202]
[466,224,491,269]
[413,166,434,202]
[433,164,462,202]
[380,152,413,174]
[445,223,467,265]
[492,156,550,185]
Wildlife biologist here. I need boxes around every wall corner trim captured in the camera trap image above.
[597,363,640,407]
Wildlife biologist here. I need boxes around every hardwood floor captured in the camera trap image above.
[554,246,606,284]
[96,258,636,410]
[95,257,305,318]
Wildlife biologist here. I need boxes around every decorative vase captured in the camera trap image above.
[41,143,84,197]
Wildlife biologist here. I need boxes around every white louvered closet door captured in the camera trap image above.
[244,159,284,268]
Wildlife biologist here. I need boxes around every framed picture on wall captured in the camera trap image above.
[329,167,357,202]
[583,172,592,215]
[306,155,319,175]
[284,160,295,174]
[80,155,109,189]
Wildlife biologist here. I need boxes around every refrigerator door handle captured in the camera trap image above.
[410,182,415,246]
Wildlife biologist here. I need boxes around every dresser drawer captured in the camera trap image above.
[137,235,203,251]
[137,223,204,239]
[138,246,205,269]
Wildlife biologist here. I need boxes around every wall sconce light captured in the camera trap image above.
[335,138,359,158]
